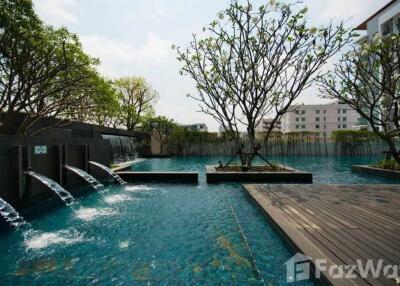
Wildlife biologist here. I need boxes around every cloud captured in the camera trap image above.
[80,33,174,77]
[33,0,78,26]
[306,0,390,27]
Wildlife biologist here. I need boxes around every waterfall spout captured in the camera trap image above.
[26,172,75,206]
[89,161,127,185]
[64,165,104,190]
[0,197,27,227]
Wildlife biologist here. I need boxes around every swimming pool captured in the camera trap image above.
[0,156,398,285]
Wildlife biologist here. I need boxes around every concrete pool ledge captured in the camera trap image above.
[352,165,400,180]
[206,165,312,183]
[116,171,198,183]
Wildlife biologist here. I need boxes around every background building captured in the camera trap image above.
[355,0,400,130]
[255,118,281,133]
[181,123,208,132]
[355,0,400,39]
[280,102,359,138]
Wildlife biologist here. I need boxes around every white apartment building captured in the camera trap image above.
[255,118,281,132]
[356,0,400,39]
[355,1,400,130]
[181,123,208,132]
[281,102,359,138]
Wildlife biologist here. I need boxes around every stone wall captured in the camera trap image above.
[168,138,388,157]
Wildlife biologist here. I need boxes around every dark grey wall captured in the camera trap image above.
[0,135,112,206]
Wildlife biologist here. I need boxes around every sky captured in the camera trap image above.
[33,0,391,131]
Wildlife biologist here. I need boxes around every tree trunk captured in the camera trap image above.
[247,128,256,167]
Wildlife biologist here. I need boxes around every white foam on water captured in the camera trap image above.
[24,229,84,250]
[125,185,155,192]
[75,208,116,221]
[104,194,134,204]
[118,240,130,249]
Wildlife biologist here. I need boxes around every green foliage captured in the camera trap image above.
[0,0,158,134]
[319,33,400,163]
[373,159,400,171]
[114,77,159,131]
[0,0,116,134]
[141,116,177,133]
[170,129,224,143]
[331,130,378,143]
[141,116,178,154]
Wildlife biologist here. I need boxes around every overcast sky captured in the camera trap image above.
[33,0,390,131]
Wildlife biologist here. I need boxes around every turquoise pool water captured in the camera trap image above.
[0,156,398,285]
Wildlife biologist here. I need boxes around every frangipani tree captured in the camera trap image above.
[319,34,400,164]
[175,0,354,166]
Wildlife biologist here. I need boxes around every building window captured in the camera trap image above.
[323,124,326,129]
[338,124,341,129]
[381,19,393,36]
[316,117,320,122]
[323,117,326,122]
[296,118,299,122]
[338,109,341,114]
[324,110,326,114]
[316,124,320,129]
[342,117,347,122]
[343,124,347,129]
[338,117,341,122]
[316,110,320,114]
[301,110,305,115]
[302,125,306,129]
[296,125,299,129]
[301,118,305,122]
[343,109,347,114]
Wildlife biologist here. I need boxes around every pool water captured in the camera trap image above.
[0,156,398,285]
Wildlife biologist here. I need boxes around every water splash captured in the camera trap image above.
[0,197,27,228]
[75,208,116,221]
[24,229,84,250]
[89,161,126,185]
[125,185,155,192]
[104,194,134,204]
[64,165,104,190]
[26,172,75,206]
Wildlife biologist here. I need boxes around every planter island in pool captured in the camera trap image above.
[206,165,312,183]
[352,165,400,180]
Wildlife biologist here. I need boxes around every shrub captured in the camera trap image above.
[373,159,400,171]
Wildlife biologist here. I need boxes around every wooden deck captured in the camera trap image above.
[243,184,400,286]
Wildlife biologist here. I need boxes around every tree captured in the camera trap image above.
[75,76,120,128]
[114,77,159,131]
[141,116,178,154]
[319,34,400,164]
[175,0,354,166]
[0,0,106,135]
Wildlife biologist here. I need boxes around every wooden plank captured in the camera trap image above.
[243,184,400,286]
